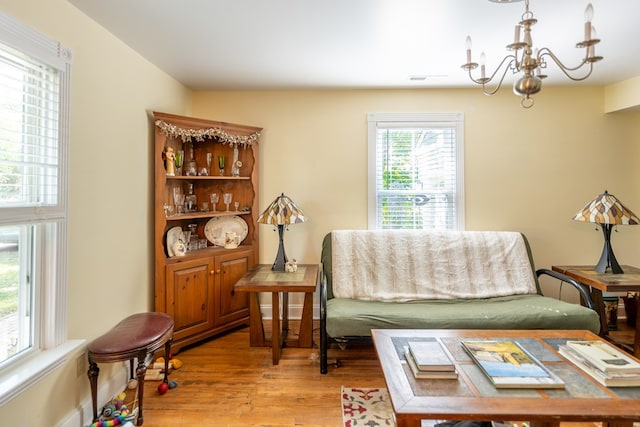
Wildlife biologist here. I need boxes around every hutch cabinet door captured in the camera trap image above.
[214,248,254,326]
[166,257,215,342]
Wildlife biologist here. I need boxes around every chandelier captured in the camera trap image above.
[461,0,603,108]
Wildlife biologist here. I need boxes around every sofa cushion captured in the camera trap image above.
[331,230,538,302]
[325,294,600,337]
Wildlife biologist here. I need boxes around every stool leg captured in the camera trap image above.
[87,360,100,422]
[135,351,147,426]
[163,338,172,383]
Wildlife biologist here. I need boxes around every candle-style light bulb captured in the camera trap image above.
[480,52,486,79]
[465,36,473,63]
[584,3,594,41]
[513,25,521,44]
[584,3,594,22]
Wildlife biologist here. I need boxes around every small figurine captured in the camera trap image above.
[163,146,176,176]
[285,259,298,272]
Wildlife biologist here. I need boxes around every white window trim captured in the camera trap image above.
[367,112,465,230]
[0,11,84,407]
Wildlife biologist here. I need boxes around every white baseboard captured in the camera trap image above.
[58,362,129,427]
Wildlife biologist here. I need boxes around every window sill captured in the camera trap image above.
[0,339,85,407]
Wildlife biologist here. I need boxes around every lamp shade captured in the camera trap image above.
[257,193,306,271]
[573,190,640,225]
[573,190,639,274]
[257,193,306,225]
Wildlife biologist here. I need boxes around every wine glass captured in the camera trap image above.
[206,152,213,176]
[223,192,232,212]
[172,187,185,214]
[210,193,219,212]
[234,201,239,211]
[218,155,225,176]
[174,150,184,176]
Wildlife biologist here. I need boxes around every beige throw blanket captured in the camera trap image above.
[331,230,537,302]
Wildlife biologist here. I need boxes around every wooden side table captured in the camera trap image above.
[234,264,319,364]
[552,265,640,357]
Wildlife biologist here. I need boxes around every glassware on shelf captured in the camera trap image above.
[185,143,197,176]
[172,186,185,215]
[187,223,198,251]
[231,146,240,177]
[206,152,213,176]
[185,182,197,212]
[223,192,232,212]
[234,201,239,211]
[174,149,184,176]
[163,203,174,218]
[218,155,225,176]
[210,192,219,212]
[182,230,191,251]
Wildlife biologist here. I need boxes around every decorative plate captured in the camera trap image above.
[166,226,183,257]
[204,216,248,247]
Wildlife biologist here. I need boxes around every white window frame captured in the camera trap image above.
[367,112,465,230]
[0,11,83,406]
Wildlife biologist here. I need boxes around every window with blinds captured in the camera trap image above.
[367,113,464,230]
[0,43,60,208]
[0,10,71,388]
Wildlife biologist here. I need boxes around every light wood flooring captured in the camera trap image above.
[136,320,636,427]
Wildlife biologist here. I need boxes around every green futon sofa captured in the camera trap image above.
[319,230,600,374]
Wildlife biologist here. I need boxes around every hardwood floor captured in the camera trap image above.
[140,322,382,426]
[136,321,634,427]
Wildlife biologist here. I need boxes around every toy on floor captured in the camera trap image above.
[90,392,136,427]
[154,356,181,394]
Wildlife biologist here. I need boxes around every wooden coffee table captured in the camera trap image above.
[372,329,640,427]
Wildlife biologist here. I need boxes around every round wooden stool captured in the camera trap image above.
[87,312,174,426]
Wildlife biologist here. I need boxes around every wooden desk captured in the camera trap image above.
[234,264,319,364]
[372,329,640,427]
[552,265,640,357]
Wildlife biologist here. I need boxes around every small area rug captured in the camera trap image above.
[341,386,395,427]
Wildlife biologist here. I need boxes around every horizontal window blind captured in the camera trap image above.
[368,113,464,230]
[0,42,60,210]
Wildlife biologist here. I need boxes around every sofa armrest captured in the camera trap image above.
[536,268,595,310]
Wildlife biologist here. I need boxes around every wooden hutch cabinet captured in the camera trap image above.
[153,112,261,352]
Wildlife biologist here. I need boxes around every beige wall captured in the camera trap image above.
[0,0,191,425]
[0,0,639,425]
[193,87,640,300]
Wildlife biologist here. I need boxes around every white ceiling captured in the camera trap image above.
[68,0,640,91]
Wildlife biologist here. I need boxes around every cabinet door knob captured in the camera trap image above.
[210,270,215,275]
[201,303,205,311]
[216,269,221,274]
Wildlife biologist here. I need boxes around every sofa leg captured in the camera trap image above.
[320,332,328,374]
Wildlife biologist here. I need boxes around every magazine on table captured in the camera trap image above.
[565,340,640,375]
[461,340,565,389]
[559,344,640,387]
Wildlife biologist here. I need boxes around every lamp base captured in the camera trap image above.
[271,224,288,271]
[595,224,623,274]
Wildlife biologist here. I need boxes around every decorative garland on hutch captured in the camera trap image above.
[155,119,260,147]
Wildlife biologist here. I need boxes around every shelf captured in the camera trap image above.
[166,210,251,221]
[167,175,250,181]
[165,244,252,264]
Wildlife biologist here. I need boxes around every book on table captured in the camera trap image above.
[558,344,640,387]
[407,339,455,372]
[461,340,565,389]
[564,340,640,375]
[404,349,459,379]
